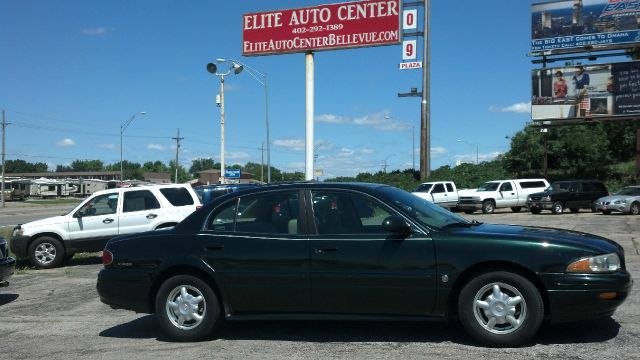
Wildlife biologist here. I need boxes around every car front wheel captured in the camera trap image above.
[482,200,495,214]
[630,202,640,215]
[458,271,544,347]
[28,236,65,269]
[155,275,221,342]
[551,201,564,214]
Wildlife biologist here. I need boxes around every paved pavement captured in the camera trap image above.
[0,209,638,360]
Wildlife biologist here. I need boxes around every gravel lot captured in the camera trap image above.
[1,208,638,360]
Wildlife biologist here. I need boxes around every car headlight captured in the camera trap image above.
[613,199,626,205]
[542,196,551,201]
[527,195,531,202]
[566,253,621,273]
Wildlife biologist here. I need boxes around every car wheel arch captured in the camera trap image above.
[29,232,67,254]
[149,265,225,315]
[445,261,550,320]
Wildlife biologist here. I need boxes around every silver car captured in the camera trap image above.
[594,186,640,215]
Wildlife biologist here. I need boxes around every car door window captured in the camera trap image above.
[123,190,160,213]
[208,192,299,235]
[432,184,445,193]
[77,193,119,217]
[312,191,392,235]
[500,183,513,192]
[446,183,454,192]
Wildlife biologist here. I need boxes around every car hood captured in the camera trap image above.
[20,215,69,229]
[597,195,635,202]
[438,223,621,254]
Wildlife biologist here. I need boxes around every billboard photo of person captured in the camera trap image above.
[572,65,590,116]
[553,71,568,99]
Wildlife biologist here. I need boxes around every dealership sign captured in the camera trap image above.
[242,0,401,56]
[531,0,640,53]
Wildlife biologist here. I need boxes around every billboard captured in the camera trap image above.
[242,0,401,56]
[531,0,640,53]
[531,61,640,120]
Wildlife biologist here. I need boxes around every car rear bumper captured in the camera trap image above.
[97,268,154,313]
[541,271,633,323]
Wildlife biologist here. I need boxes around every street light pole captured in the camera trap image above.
[220,59,271,183]
[120,111,146,181]
[207,59,243,184]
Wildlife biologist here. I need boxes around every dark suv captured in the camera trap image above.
[526,180,609,214]
[194,183,260,205]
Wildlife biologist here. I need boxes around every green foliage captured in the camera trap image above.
[168,160,190,183]
[190,158,217,175]
[143,161,169,173]
[70,159,104,171]
[5,159,48,173]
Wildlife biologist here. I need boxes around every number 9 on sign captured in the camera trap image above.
[403,40,417,60]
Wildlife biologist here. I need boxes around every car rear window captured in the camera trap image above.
[159,187,195,206]
[518,181,546,189]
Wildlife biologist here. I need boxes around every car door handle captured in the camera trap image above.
[146,214,158,219]
[315,247,338,254]
[103,218,114,224]
[204,244,224,251]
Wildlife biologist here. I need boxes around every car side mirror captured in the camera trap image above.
[73,211,84,218]
[382,216,411,235]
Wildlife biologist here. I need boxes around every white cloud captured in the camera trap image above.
[274,139,305,151]
[316,114,347,123]
[336,148,355,157]
[81,27,109,35]
[431,146,449,157]
[99,144,116,150]
[353,112,410,131]
[56,138,75,147]
[489,102,531,113]
[147,144,166,151]
[360,148,374,155]
[455,151,504,164]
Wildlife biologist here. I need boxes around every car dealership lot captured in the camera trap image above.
[0,209,638,360]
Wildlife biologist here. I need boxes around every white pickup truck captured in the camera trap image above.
[412,181,459,209]
[457,178,549,214]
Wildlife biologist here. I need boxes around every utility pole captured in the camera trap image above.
[172,128,183,184]
[420,0,431,180]
[1,110,8,208]
[259,142,265,183]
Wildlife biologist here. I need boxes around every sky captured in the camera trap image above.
[0,0,539,180]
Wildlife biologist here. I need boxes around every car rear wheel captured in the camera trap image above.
[482,200,495,214]
[28,236,65,269]
[458,271,544,347]
[551,201,564,214]
[630,202,640,215]
[156,274,221,342]
[510,207,522,213]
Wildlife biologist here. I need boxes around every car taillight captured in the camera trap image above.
[102,250,113,266]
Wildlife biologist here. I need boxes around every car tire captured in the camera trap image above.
[530,208,542,214]
[155,274,221,342]
[569,208,579,213]
[551,201,564,214]
[630,202,640,216]
[601,210,611,215]
[510,207,522,213]
[458,271,544,347]
[28,236,65,269]
[481,200,495,214]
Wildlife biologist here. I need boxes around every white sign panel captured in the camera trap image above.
[399,61,422,70]
[402,39,417,60]
[403,9,417,30]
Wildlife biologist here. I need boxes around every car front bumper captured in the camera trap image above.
[9,234,31,259]
[97,268,155,313]
[594,203,628,213]
[527,201,555,211]
[540,271,633,323]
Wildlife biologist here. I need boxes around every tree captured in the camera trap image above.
[143,161,168,173]
[190,158,217,175]
[70,159,104,171]
[5,159,48,173]
[169,160,191,183]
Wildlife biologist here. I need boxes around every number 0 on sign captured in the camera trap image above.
[403,9,417,30]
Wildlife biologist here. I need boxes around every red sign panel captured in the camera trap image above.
[242,0,401,56]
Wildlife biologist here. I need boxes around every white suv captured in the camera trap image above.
[10,184,201,269]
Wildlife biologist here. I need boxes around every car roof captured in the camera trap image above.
[90,183,192,197]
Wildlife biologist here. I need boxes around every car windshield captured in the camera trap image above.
[378,186,471,230]
[546,182,571,192]
[616,187,640,196]
[476,182,500,191]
